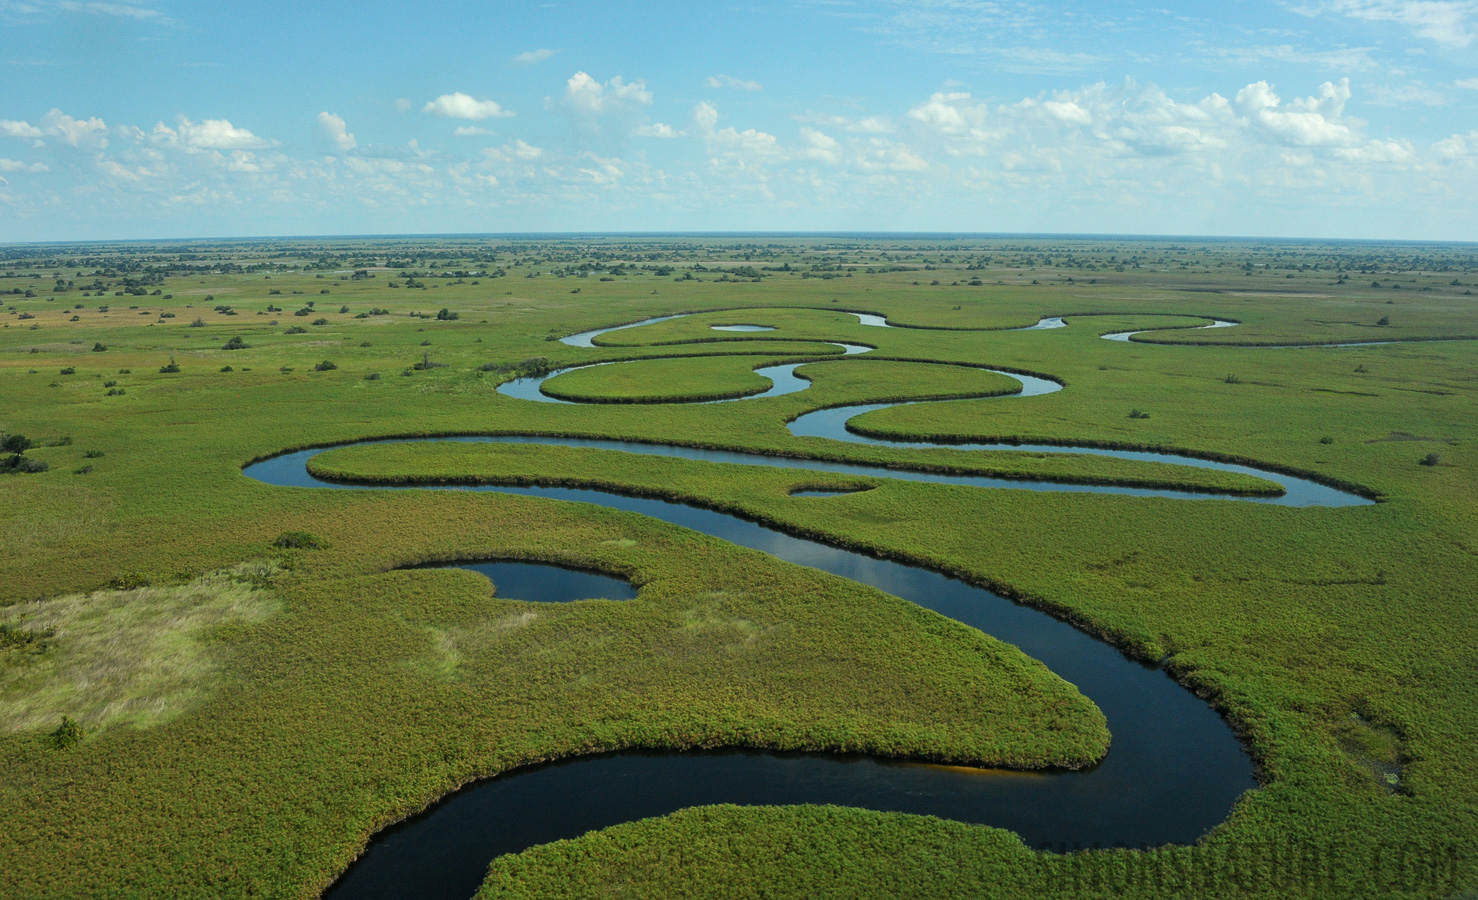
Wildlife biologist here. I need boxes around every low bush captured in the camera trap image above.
[50,716,84,750]
[272,531,326,550]
[313,360,337,372]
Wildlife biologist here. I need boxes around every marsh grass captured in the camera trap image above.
[0,562,280,734]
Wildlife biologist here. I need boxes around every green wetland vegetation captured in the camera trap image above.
[1,235,1476,897]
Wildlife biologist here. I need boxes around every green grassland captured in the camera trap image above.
[1,236,1476,898]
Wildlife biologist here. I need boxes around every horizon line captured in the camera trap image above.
[5,230,1478,249]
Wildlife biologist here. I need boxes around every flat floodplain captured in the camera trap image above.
[1,236,1476,898]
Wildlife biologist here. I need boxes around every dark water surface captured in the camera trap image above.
[413,560,637,603]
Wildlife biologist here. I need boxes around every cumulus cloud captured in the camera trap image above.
[453,126,496,137]
[1041,99,1092,125]
[1458,77,1478,90]
[155,116,273,150]
[1,110,110,147]
[423,92,514,120]
[908,92,990,137]
[798,127,841,164]
[0,119,45,139]
[512,48,558,66]
[705,74,762,91]
[1434,130,1478,158]
[1235,79,1356,147]
[561,72,652,116]
[556,72,654,142]
[693,101,784,164]
[315,111,356,152]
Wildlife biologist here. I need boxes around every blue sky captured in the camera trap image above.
[2,0,1477,241]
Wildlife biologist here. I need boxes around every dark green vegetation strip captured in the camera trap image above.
[1,236,1476,898]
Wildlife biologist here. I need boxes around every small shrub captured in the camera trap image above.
[189,317,205,327]
[359,341,372,348]
[279,367,294,374]
[339,305,349,314]
[436,308,459,321]
[320,289,330,294]
[83,449,104,458]
[364,372,381,381]
[284,325,308,334]
[91,342,106,352]
[1420,452,1441,467]
[74,464,92,475]
[159,357,180,374]
[105,388,125,396]
[51,716,85,749]
[222,336,249,350]
[1377,316,1390,326]
[1319,436,1334,445]
[313,360,337,372]
[1128,409,1151,419]
[0,621,54,650]
[273,530,326,550]
[220,365,233,372]
[59,367,75,375]
[311,318,328,326]
[1225,373,1241,384]
[1,434,33,454]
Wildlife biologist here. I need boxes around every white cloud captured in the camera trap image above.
[1307,1,1478,49]
[480,139,544,163]
[705,74,762,91]
[1334,138,1416,162]
[394,98,413,113]
[512,48,558,66]
[855,139,929,172]
[692,101,784,164]
[561,72,652,116]
[634,122,681,138]
[908,92,989,136]
[0,119,44,139]
[1234,79,1357,147]
[41,109,109,147]
[423,92,514,120]
[0,158,47,172]
[453,125,496,137]
[798,127,841,164]
[316,111,356,152]
[157,116,273,150]
[1434,130,1478,157]
[799,112,894,134]
[1041,99,1092,125]
[1458,77,1478,90]
[556,72,655,142]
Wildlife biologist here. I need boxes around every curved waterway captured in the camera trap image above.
[253,309,1376,898]
[245,445,1260,900]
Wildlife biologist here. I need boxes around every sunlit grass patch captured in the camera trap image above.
[0,561,280,735]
